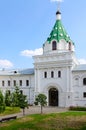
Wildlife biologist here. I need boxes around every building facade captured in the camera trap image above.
[0,10,86,107]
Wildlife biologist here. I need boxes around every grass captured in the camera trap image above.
[0,107,20,116]
[0,111,86,130]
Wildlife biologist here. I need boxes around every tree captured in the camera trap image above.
[0,90,5,113]
[19,93,28,115]
[35,94,47,114]
[5,90,11,106]
[12,86,20,107]
[11,86,28,115]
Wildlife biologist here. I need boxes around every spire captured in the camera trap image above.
[56,0,62,20]
[46,9,74,45]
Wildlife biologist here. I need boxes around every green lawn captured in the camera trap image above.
[0,107,20,116]
[0,111,86,130]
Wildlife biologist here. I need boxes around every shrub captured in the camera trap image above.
[0,90,5,113]
[0,103,5,113]
[69,106,86,111]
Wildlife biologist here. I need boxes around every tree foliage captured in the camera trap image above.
[35,93,47,114]
[5,90,11,106]
[4,86,28,115]
[19,93,28,115]
[12,86,20,107]
[0,90,5,113]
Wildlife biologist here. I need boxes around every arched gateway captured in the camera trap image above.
[49,88,58,106]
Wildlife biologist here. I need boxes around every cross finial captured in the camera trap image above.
[51,0,63,11]
[51,0,63,20]
[57,0,63,11]
[57,1,61,11]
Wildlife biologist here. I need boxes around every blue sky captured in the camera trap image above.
[0,0,86,69]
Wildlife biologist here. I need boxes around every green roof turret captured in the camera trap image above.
[46,10,74,45]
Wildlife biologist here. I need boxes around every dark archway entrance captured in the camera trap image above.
[49,88,58,106]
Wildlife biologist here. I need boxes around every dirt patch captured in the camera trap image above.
[66,115,86,122]
[17,117,33,123]
[37,115,86,130]
[19,128,32,130]
[0,123,10,127]
[65,116,86,129]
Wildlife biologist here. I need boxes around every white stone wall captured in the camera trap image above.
[33,51,76,107]
[43,39,75,54]
[0,74,35,105]
[72,71,86,107]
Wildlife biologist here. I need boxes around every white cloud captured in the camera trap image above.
[21,48,43,57]
[0,59,13,68]
[79,59,86,64]
[51,0,63,2]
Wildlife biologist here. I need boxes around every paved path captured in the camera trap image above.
[0,106,68,119]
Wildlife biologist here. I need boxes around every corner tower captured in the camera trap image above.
[43,10,75,54]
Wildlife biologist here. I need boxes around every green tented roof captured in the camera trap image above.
[47,20,74,44]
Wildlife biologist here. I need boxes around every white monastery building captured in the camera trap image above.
[0,9,86,107]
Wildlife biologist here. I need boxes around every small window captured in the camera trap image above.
[8,80,10,86]
[69,42,71,50]
[83,92,86,98]
[19,80,22,86]
[20,90,23,94]
[44,72,47,78]
[13,80,16,86]
[58,71,61,78]
[8,90,10,95]
[2,81,5,86]
[51,71,54,78]
[26,80,29,86]
[83,78,86,85]
[52,41,57,50]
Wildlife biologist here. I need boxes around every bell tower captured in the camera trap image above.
[43,8,75,54]
[33,2,79,107]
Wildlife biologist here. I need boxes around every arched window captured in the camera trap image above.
[52,41,57,50]
[51,71,54,78]
[83,78,86,85]
[2,81,5,86]
[58,71,61,78]
[83,92,86,98]
[44,72,47,78]
[20,90,23,94]
[69,42,71,50]
[26,80,29,86]
[8,80,10,86]
[19,80,22,86]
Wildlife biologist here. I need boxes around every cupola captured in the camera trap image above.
[43,9,75,54]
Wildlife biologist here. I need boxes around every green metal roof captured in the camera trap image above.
[47,19,74,44]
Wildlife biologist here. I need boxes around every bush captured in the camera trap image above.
[69,106,86,111]
[0,90,5,113]
[34,101,38,105]
[0,103,5,113]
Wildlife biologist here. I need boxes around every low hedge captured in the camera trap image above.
[69,106,86,111]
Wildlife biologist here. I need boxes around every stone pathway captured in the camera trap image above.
[0,106,68,119]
